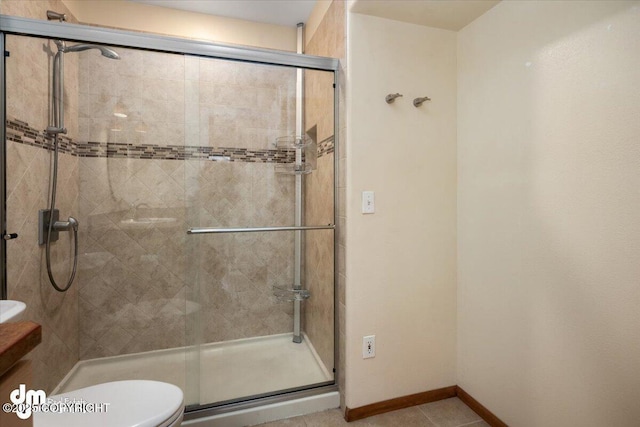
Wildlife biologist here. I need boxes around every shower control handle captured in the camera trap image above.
[53,217,79,232]
[39,210,79,245]
[3,233,18,240]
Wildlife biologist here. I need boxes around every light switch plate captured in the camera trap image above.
[362,191,375,214]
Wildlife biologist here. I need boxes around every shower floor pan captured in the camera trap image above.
[54,333,332,406]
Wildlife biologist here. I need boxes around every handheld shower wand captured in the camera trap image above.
[40,32,120,292]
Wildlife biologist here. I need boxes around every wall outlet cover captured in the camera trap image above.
[363,335,375,359]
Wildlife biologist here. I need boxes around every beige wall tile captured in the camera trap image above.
[6,143,79,393]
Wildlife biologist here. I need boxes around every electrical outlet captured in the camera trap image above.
[363,335,375,359]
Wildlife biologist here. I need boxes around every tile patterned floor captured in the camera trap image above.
[256,397,490,427]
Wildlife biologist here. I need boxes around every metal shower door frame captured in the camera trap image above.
[0,16,339,69]
[0,14,340,416]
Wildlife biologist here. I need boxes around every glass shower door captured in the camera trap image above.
[3,33,196,400]
[184,56,336,408]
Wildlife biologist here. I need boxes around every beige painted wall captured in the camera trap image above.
[62,0,297,51]
[346,13,457,408]
[457,1,640,425]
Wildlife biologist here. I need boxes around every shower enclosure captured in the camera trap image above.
[0,15,338,418]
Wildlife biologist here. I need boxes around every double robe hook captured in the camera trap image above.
[385,93,431,106]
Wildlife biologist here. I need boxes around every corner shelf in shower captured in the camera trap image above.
[275,135,314,149]
[274,133,317,175]
[274,163,314,175]
[273,286,311,302]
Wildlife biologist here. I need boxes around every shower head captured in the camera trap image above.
[46,10,67,22]
[62,43,120,60]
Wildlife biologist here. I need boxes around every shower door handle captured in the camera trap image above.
[187,225,335,234]
[3,233,18,240]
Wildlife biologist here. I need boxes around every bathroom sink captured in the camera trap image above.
[0,300,26,323]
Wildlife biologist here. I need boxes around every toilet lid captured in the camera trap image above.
[33,380,184,427]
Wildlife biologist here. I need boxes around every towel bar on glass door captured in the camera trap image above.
[187,225,335,235]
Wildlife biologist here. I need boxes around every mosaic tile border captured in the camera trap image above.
[6,118,76,155]
[76,141,297,163]
[6,118,335,162]
[318,135,335,157]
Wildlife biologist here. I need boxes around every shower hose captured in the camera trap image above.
[45,134,79,292]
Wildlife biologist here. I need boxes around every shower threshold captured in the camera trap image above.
[54,333,332,406]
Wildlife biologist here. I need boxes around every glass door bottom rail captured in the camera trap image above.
[54,333,332,406]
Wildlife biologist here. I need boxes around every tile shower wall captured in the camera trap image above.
[187,162,297,343]
[76,156,191,357]
[77,49,298,358]
[3,0,331,394]
[303,0,345,382]
[2,1,80,393]
[190,58,298,346]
